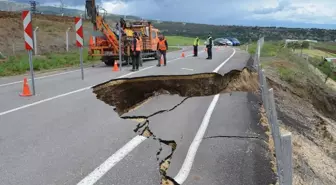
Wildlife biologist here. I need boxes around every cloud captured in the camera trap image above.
[253,0,290,14]
[12,0,336,28]
[249,0,336,25]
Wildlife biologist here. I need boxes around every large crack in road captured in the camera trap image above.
[92,67,260,185]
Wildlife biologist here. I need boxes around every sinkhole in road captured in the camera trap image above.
[92,67,259,185]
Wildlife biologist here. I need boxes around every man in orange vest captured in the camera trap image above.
[157,34,168,67]
[132,32,141,71]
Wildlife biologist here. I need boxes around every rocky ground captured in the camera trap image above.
[262,53,336,185]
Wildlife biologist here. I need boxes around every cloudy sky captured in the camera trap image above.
[18,0,336,29]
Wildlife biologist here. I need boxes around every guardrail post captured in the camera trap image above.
[268,88,283,184]
[281,133,293,185]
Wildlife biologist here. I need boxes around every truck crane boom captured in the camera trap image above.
[85,0,161,66]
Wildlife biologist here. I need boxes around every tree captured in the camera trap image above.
[301,41,310,49]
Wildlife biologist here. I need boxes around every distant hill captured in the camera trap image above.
[0,1,141,20]
[2,1,335,44]
[152,21,336,43]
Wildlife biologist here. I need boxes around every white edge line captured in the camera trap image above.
[174,94,220,184]
[77,135,147,185]
[0,49,202,88]
[0,53,197,117]
[181,68,194,71]
[0,69,82,87]
[0,86,92,116]
[174,48,236,184]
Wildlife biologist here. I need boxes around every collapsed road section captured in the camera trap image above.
[91,66,266,184]
[92,67,259,116]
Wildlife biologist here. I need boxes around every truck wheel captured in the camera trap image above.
[104,59,115,66]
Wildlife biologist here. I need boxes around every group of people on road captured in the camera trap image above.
[131,32,168,71]
[193,33,213,59]
[131,32,213,71]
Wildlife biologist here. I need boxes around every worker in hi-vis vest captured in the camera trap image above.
[157,34,168,67]
[132,32,141,71]
[139,35,143,67]
[205,33,213,59]
[193,36,200,57]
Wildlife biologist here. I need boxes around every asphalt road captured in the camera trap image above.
[0,46,276,185]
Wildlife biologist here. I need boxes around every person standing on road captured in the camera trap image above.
[157,34,168,67]
[193,36,200,57]
[206,33,213,59]
[131,32,141,71]
[139,33,143,67]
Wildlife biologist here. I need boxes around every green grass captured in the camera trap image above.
[294,49,336,58]
[167,47,182,52]
[277,66,296,83]
[314,42,336,51]
[165,36,205,46]
[247,41,281,57]
[0,49,98,77]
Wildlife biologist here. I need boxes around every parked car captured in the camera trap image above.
[227,37,241,46]
[214,38,232,46]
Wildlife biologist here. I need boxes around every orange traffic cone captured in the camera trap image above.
[181,51,185,57]
[113,60,119,71]
[160,55,164,65]
[20,78,32,97]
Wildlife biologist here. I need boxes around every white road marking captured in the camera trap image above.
[174,48,236,184]
[76,135,147,185]
[0,53,195,117]
[0,48,195,88]
[174,94,220,184]
[181,68,194,71]
[0,69,82,87]
[75,48,235,185]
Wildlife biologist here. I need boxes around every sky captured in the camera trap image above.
[11,0,336,29]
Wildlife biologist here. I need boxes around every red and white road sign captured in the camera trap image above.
[75,17,84,47]
[22,10,34,50]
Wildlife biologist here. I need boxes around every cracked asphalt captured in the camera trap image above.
[0,46,276,185]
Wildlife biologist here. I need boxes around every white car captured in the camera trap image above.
[223,39,233,46]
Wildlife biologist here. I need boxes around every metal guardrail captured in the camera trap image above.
[253,37,293,185]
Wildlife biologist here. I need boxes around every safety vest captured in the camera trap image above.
[139,37,143,50]
[194,38,200,46]
[132,38,141,51]
[206,37,212,45]
[158,39,167,51]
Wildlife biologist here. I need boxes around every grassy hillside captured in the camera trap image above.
[165,36,205,46]
[153,21,336,43]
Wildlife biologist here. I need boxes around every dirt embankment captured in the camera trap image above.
[0,11,92,55]
[263,58,336,185]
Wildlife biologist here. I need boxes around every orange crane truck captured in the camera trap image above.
[85,0,161,66]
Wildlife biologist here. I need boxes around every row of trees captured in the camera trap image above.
[152,21,336,43]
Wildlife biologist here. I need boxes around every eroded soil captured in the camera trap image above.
[263,61,336,185]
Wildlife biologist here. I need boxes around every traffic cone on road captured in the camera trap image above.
[181,51,185,57]
[113,60,119,71]
[160,55,164,65]
[20,78,32,97]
